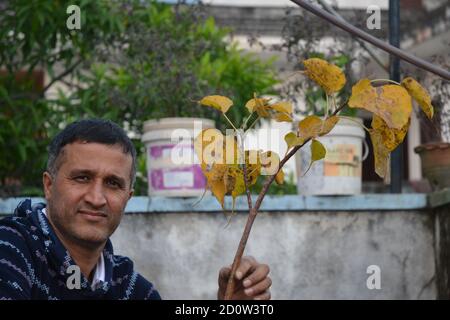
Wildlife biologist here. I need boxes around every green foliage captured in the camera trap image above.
[252,171,297,195]
[0,0,278,196]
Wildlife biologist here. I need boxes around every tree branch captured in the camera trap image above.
[41,59,83,94]
[224,99,348,299]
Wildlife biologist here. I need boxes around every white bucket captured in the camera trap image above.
[141,117,215,197]
[295,118,368,195]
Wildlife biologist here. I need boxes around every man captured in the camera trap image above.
[0,119,271,299]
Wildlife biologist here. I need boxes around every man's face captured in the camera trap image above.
[43,141,134,248]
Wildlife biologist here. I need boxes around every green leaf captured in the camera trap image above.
[311,139,326,162]
[302,139,326,177]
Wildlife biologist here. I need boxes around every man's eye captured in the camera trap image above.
[74,176,89,182]
[107,180,121,188]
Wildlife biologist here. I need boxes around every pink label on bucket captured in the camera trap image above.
[150,166,206,190]
[149,144,194,161]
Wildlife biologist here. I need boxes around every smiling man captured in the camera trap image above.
[0,119,271,300]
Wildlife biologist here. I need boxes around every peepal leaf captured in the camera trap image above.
[401,77,434,120]
[274,113,293,122]
[275,169,285,185]
[200,95,233,113]
[245,96,293,122]
[208,169,228,208]
[298,115,323,140]
[244,150,262,186]
[298,115,340,141]
[302,139,326,176]
[311,139,326,162]
[245,96,271,117]
[320,116,340,136]
[371,115,409,152]
[284,132,304,149]
[194,129,240,209]
[368,129,390,179]
[270,102,292,114]
[303,58,346,94]
[348,79,412,129]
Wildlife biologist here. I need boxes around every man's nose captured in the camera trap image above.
[84,180,107,208]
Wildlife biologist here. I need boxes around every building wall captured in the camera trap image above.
[111,209,438,299]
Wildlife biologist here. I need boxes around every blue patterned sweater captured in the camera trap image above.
[0,199,161,300]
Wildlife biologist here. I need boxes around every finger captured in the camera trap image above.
[235,256,257,280]
[253,290,271,300]
[244,277,272,297]
[242,263,270,288]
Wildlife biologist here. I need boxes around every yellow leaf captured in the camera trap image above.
[194,128,224,167]
[206,163,228,208]
[303,58,346,94]
[274,112,293,122]
[244,150,262,186]
[368,129,390,179]
[223,165,246,217]
[298,115,323,141]
[270,101,293,114]
[371,115,409,152]
[401,77,434,120]
[224,134,239,165]
[199,95,233,113]
[194,129,240,209]
[311,139,326,162]
[210,180,227,208]
[246,96,293,121]
[320,116,340,136]
[284,132,304,149]
[348,79,412,129]
[275,169,284,185]
[245,97,271,117]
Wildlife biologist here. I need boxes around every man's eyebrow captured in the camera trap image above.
[69,169,127,185]
[68,169,95,176]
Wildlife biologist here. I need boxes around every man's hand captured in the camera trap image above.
[217,256,271,300]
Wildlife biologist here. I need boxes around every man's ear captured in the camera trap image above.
[128,189,134,201]
[43,171,53,200]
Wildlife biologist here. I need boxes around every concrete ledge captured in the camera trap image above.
[428,188,450,209]
[0,192,437,215]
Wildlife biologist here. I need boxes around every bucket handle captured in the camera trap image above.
[362,140,369,162]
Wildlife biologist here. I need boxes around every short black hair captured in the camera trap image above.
[47,119,137,187]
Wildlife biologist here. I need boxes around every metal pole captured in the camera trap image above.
[289,0,450,80]
[389,0,402,193]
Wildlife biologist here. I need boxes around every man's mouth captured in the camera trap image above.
[78,209,107,218]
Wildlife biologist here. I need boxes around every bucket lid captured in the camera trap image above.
[143,117,215,132]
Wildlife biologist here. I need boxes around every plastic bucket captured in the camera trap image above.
[295,118,368,195]
[141,117,215,197]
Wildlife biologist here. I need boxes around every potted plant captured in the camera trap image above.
[414,69,450,191]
